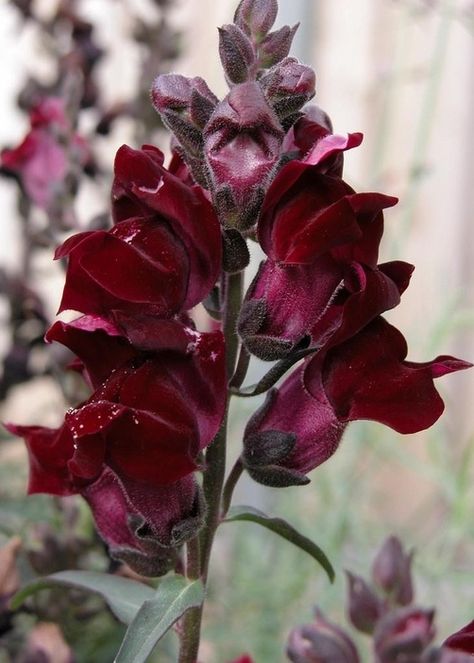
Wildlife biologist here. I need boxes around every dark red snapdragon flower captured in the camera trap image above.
[57,144,221,323]
[1,97,91,210]
[238,120,411,361]
[243,317,471,486]
[7,317,226,573]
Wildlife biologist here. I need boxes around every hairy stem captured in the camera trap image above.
[221,458,244,516]
[178,270,244,662]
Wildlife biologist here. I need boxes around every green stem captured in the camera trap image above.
[221,458,244,516]
[223,272,244,378]
[177,270,244,662]
[177,536,202,663]
[229,344,250,389]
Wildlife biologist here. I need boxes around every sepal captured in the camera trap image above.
[223,228,250,273]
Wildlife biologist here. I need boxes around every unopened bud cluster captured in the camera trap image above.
[152,0,315,229]
[287,537,474,663]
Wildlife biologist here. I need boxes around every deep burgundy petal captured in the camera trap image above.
[310,262,414,349]
[112,144,222,310]
[444,621,474,654]
[46,315,136,387]
[4,423,75,495]
[306,317,472,433]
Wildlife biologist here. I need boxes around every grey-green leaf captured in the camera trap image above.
[114,574,204,663]
[11,570,154,624]
[223,505,335,582]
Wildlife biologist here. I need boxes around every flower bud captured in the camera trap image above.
[151,74,218,155]
[234,0,278,40]
[204,81,284,228]
[260,57,316,120]
[374,606,435,662]
[345,571,383,634]
[372,536,414,605]
[287,609,360,663]
[218,24,256,84]
[243,390,310,487]
[259,24,299,68]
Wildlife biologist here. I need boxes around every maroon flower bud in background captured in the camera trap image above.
[372,536,414,606]
[243,317,471,486]
[228,656,255,663]
[234,0,278,41]
[57,144,221,324]
[203,81,284,228]
[287,609,360,663]
[373,606,436,662]
[346,571,384,635]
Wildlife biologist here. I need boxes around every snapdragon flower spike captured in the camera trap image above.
[243,317,471,486]
[56,144,221,323]
[239,122,407,360]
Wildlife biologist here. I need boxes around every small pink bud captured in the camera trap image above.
[345,571,383,634]
[372,536,414,605]
[374,606,435,662]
